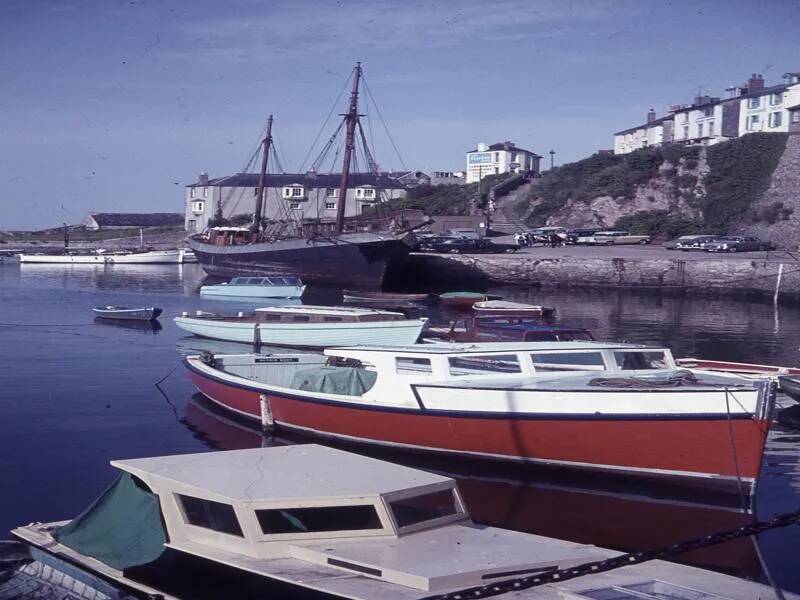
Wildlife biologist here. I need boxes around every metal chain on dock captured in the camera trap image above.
[422,508,800,600]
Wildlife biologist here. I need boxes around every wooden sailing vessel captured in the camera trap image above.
[187,64,420,286]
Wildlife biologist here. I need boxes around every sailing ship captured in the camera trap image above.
[187,64,422,286]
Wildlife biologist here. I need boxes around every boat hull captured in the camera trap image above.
[93,307,162,321]
[200,285,305,299]
[187,234,410,286]
[174,317,426,347]
[186,363,772,488]
[18,250,183,264]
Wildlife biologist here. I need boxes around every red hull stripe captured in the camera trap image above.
[186,365,769,481]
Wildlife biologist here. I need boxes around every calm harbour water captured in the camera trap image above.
[1,261,800,594]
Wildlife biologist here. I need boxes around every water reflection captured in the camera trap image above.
[93,317,163,334]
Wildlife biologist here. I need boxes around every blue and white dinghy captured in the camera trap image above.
[200,276,305,299]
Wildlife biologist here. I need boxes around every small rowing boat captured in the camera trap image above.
[439,291,498,308]
[92,306,163,321]
[342,290,436,307]
[200,276,305,299]
[473,300,556,317]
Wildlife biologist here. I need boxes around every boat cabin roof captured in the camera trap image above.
[112,445,449,502]
[227,276,302,285]
[255,305,404,318]
[328,341,647,356]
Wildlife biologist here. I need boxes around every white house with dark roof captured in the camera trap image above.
[465,142,541,183]
[185,171,412,233]
[736,72,800,136]
[613,109,675,155]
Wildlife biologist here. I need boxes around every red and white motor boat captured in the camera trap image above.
[184,341,775,492]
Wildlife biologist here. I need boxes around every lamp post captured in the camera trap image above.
[549,149,555,170]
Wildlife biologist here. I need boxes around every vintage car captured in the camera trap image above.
[588,231,651,245]
[664,234,714,250]
[704,236,775,253]
[528,227,567,244]
[566,228,600,244]
[675,235,720,251]
[420,238,518,254]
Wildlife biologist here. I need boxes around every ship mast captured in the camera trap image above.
[251,114,274,233]
[335,63,362,234]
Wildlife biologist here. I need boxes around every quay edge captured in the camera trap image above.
[405,252,800,300]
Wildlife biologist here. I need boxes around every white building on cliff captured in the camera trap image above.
[465,142,541,183]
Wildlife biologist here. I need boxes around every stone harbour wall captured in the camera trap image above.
[408,253,800,300]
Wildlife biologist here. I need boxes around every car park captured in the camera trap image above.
[703,236,775,253]
[589,231,651,245]
[421,237,518,254]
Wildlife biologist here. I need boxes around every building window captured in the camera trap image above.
[291,187,303,197]
[177,494,243,537]
[769,112,783,127]
[511,152,517,162]
[792,111,800,124]
[325,202,336,210]
[747,114,761,130]
[683,113,689,123]
[747,97,761,109]
[702,107,713,117]
[190,187,196,198]
[202,187,208,198]
[683,125,689,138]
[363,188,375,198]
[254,187,259,196]
[325,188,337,198]
[289,202,301,209]
[707,121,715,136]
[770,93,782,106]
[191,201,204,213]
[697,123,704,137]
[493,152,499,161]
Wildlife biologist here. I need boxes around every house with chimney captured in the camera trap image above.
[184,171,412,233]
[465,142,541,183]
[613,71,800,154]
[613,109,674,155]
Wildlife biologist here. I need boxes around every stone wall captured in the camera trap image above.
[409,253,800,300]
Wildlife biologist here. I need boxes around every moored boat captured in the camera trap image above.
[11,445,796,600]
[200,275,305,299]
[174,305,427,348]
[439,291,497,308]
[473,300,556,317]
[779,375,800,402]
[183,341,775,491]
[18,249,184,264]
[92,306,162,321]
[342,290,437,307]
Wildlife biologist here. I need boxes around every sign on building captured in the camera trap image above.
[468,152,493,165]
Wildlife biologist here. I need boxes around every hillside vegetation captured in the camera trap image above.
[509,133,789,236]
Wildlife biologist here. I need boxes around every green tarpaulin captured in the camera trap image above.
[55,473,166,570]
[291,366,377,396]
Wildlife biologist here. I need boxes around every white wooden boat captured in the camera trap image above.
[200,276,305,299]
[174,305,427,348]
[11,445,797,600]
[184,342,774,491]
[473,300,556,317]
[92,306,162,321]
[18,249,184,264]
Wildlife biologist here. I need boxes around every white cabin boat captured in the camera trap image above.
[183,342,775,490]
[12,445,797,600]
[174,305,427,348]
[200,276,305,299]
[17,249,184,264]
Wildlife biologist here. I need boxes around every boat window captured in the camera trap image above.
[260,313,282,321]
[292,316,310,322]
[230,277,243,284]
[613,351,670,370]
[576,580,717,599]
[256,505,381,534]
[177,494,243,537]
[530,352,605,372]
[390,489,458,528]
[324,316,343,322]
[396,357,432,374]
[449,354,522,376]
[285,277,301,285]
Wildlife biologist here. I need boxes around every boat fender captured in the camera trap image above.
[777,404,800,430]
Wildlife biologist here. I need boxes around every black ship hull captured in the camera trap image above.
[188,234,411,286]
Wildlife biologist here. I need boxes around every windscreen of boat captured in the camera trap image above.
[449,354,522,376]
[530,351,606,372]
[613,350,670,370]
[256,504,382,535]
[389,489,459,529]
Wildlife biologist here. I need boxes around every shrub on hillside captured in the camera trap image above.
[754,201,794,224]
[614,210,706,238]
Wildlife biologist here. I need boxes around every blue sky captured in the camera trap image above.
[1,0,798,229]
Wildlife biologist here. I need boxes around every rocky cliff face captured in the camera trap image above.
[741,134,800,249]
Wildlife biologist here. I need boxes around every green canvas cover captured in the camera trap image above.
[291,366,377,396]
[55,473,166,570]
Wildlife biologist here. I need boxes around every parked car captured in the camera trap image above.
[675,235,720,251]
[416,235,457,251]
[445,228,481,240]
[566,228,600,244]
[590,231,651,245]
[704,236,775,253]
[528,227,567,244]
[421,237,518,254]
[664,235,712,250]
